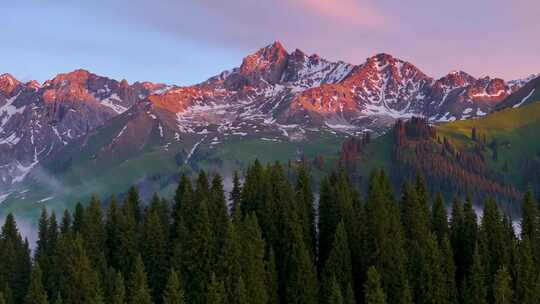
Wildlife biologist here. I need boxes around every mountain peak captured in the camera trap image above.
[0,73,21,95]
[239,41,289,85]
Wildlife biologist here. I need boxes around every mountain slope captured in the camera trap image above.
[0,70,165,188]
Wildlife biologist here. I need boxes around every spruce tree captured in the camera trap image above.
[81,195,107,277]
[163,270,184,304]
[284,220,318,304]
[111,272,126,304]
[295,166,316,258]
[60,210,72,234]
[493,266,512,304]
[364,267,386,304]
[72,202,85,233]
[24,264,48,304]
[206,273,225,304]
[209,174,230,272]
[465,246,487,304]
[364,170,410,304]
[328,276,344,304]
[175,171,213,304]
[239,214,268,304]
[35,208,50,265]
[266,248,279,304]
[432,193,448,244]
[127,256,152,304]
[229,170,242,214]
[58,234,103,304]
[516,237,538,304]
[125,186,142,224]
[142,208,168,302]
[322,221,352,304]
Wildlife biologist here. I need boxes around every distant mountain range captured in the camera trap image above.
[1,41,539,217]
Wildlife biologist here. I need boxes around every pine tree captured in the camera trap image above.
[440,236,458,303]
[24,264,48,304]
[58,234,103,304]
[142,207,168,302]
[265,248,279,304]
[516,237,538,304]
[479,198,509,302]
[364,267,387,304]
[465,246,487,304]
[209,174,230,272]
[239,214,268,304]
[521,189,538,241]
[322,221,352,304]
[295,166,316,259]
[206,273,225,304]
[35,208,50,265]
[127,256,152,304]
[125,186,142,224]
[493,266,512,304]
[284,222,318,304]
[60,210,72,234]
[163,270,184,304]
[229,171,242,214]
[81,194,107,277]
[175,172,213,304]
[0,213,31,303]
[328,276,344,304]
[431,193,448,244]
[364,170,410,304]
[72,202,85,233]
[53,295,63,304]
[111,272,126,304]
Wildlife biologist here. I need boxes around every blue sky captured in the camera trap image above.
[2,0,539,85]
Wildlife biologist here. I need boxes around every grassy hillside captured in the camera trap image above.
[437,101,540,189]
[0,127,346,220]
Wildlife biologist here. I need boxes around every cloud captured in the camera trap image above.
[289,0,385,28]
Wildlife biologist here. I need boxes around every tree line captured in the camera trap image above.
[0,160,539,304]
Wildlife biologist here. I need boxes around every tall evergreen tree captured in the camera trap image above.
[322,221,353,304]
[364,170,411,304]
[229,171,242,214]
[464,246,487,304]
[364,267,387,304]
[127,256,152,304]
[60,210,72,234]
[295,166,316,259]
[111,272,126,304]
[206,273,225,304]
[493,266,512,304]
[239,214,268,304]
[328,276,344,304]
[72,203,85,233]
[142,208,168,303]
[431,193,448,244]
[24,264,48,304]
[163,270,184,304]
[58,234,103,304]
[515,237,538,304]
[81,195,107,277]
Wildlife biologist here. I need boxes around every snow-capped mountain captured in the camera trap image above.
[0,41,535,191]
[0,70,165,188]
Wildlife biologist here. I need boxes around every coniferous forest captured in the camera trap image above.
[1,161,539,304]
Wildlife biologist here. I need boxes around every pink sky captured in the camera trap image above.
[2,0,539,84]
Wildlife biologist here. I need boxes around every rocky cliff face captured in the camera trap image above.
[0,70,165,188]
